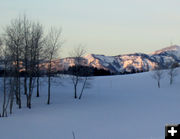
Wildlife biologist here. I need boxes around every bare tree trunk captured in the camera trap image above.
[158,80,160,88]
[72,131,76,139]
[47,75,51,104]
[27,77,32,109]
[2,66,15,116]
[15,53,21,109]
[4,79,14,117]
[18,77,21,109]
[45,27,62,104]
[74,79,78,99]
[9,91,14,114]
[152,65,163,88]
[26,76,33,109]
[74,84,77,99]
[15,80,19,105]
[170,75,173,85]
[36,77,40,97]
[28,94,32,109]
[2,69,6,117]
[24,76,27,95]
[79,77,87,99]
[47,59,52,104]
[15,78,21,108]
[36,52,40,97]
[73,76,79,99]
[9,77,15,115]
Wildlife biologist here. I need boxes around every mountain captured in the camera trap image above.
[42,45,180,74]
[152,45,180,56]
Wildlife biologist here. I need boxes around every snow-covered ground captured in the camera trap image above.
[0,69,180,139]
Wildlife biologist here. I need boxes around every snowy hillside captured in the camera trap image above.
[152,45,180,56]
[0,69,180,139]
[42,45,180,73]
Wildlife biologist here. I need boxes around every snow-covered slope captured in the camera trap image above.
[45,45,180,73]
[1,69,180,139]
[85,53,157,73]
[152,45,180,56]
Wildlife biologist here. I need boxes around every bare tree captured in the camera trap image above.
[4,17,25,109]
[22,15,45,101]
[78,66,93,99]
[26,22,44,108]
[9,77,15,115]
[4,16,45,109]
[22,15,31,96]
[2,47,9,117]
[69,46,87,99]
[45,27,62,104]
[72,131,76,139]
[1,15,65,114]
[0,38,2,117]
[152,65,164,88]
[33,24,44,98]
[168,62,179,85]
[1,15,64,115]
[0,37,16,117]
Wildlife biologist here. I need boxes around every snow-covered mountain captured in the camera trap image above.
[152,45,180,56]
[43,45,180,73]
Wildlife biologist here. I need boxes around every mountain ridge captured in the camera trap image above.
[41,45,180,74]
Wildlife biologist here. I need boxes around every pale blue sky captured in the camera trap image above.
[1,0,180,57]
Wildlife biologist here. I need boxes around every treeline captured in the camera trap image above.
[0,66,113,77]
[63,66,113,76]
[0,15,62,117]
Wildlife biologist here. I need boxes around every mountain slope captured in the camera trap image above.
[152,45,180,56]
[42,45,180,73]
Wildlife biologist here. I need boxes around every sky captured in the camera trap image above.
[0,0,180,58]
